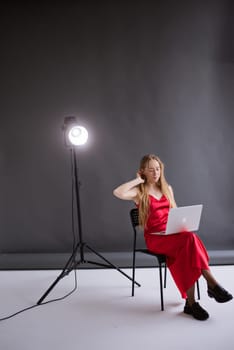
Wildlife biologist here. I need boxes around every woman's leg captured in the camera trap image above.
[202,269,233,303]
[184,283,209,320]
[145,232,210,299]
[186,268,220,304]
[186,284,195,305]
[202,269,218,288]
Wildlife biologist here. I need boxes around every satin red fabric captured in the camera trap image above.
[143,195,209,298]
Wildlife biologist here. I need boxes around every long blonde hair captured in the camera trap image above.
[137,154,176,228]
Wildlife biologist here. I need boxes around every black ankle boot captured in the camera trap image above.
[208,285,233,303]
[184,300,209,321]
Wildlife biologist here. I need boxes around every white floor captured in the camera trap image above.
[0,266,234,350]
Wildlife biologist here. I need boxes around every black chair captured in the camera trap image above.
[130,208,200,311]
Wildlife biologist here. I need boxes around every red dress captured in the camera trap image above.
[144,195,210,298]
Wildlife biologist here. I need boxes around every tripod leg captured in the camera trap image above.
[85,244,140,287]
[37,244,81,305]
[37,270,66,305]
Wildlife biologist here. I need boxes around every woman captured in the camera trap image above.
[113,154,232,321]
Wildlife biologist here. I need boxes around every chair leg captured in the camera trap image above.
[158,262,164,311]
[164,263,167,288]
[196,279,200,300]
[132,237,137,297]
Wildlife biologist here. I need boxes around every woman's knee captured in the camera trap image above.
[180,231,196,242]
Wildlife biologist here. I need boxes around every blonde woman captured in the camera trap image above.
[113,154,232,321]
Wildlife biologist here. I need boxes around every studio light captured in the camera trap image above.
[68,125,88,146]
[37,116,139,305]
[62,116,88,147]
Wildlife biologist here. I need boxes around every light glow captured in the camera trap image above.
[68,125,88,146]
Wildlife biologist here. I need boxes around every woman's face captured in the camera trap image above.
[142,159,161,184]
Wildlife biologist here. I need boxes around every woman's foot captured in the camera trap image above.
[184,300,209,321]
[208,285,233,303]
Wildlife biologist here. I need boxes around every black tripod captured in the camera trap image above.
[37,147,139,305]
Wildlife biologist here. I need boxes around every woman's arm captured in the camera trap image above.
[168,185,177,207]
[113,176,144,202]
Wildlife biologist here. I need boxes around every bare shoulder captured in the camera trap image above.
[168,184,177,207]
[168,184,176,199]
[168,184,174,194]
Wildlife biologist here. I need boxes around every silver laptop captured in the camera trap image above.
[165,204,203,234]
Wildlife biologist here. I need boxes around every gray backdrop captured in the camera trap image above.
[0,1,234,266]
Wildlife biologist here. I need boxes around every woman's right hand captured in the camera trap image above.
[136,171,145,184]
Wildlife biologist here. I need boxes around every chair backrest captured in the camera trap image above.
[130,208,139,228]
[130,208,166,264]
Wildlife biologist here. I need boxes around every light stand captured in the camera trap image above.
[37,122,139,305]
